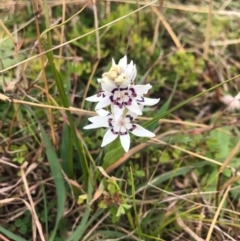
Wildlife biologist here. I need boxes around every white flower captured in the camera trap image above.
[83,109,155,152]
[220,93,240,111]
[86,56,160,120]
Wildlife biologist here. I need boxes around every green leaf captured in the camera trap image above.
[19,225,28,235]
[136,162,208,191]
[209,127,231,159]
[60,123,70,174]
[121,204,132,210]
[14,219,23,227]
[102,138,124,169]
[0,226,27,241]
[39,124,66,241]
[116,205,125,217]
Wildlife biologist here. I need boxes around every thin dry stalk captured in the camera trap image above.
[58,0,66,69]
[217,139,240,205]
[153,139,224,167]
[80,59,100,110]
[176,213,205,241]
[149,17,161,55]
[31,0,56,145]
[147,0,185,52]
[203,0,213,59]
[21,167,46,241]
[206,185,231,241]
[82,212,110,241]
[0,234,10,241]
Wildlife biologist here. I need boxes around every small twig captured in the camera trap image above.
[21,166,46,241]
[206,185,231,241]
[93,0,100,59]
[148,0,185,52]
[0,234,10,241]
[203,0,213,59]
[176,213,205,241]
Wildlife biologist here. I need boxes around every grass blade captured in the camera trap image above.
[39,123,66,241]
[0,227,27,241]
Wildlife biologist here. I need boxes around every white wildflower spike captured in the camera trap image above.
[86,56,160,120]
[84,55,160,152]
[84,110,155,152]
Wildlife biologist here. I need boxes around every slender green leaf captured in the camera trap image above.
[60,123,70,174]
[102,139,124,169]
[136,162,208,192]
[0,226,27,241]
[42,0,89,184]
[39,123,66,241]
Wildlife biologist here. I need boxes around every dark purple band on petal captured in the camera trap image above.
[112,88,118,94]
[126,114,134,121]
[129,87,137,97]
[120,87,128,91]
[111,129,118,135]
[137,97,144,103]
[129,124,137,132]
[97,90,105,97]
[108,118,113,127]
[120,131,127,135]
[124,98,132,106]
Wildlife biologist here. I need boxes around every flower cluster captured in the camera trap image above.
[84,56,160,152]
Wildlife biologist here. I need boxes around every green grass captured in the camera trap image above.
[0,0,240,240]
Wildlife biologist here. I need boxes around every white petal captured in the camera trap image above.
[101,129,118,147]
[112,58,116,66]
[125,61,133,80]
[235,93,240,100]
[96,109,110,116]
[126,99,142,115]
[86,94,102,102]
[97,78,102,83]
[87,116,109,127]
[120,133,130,152]
[140,97,160,106]
[119,77,130,88]
[131,124,155,137]
[113,104,124,120]
[95,96,111,109]
[133,84,152,95]
[126,104,143,120]
[131,65,137,82]
[83,123,102,129]
[125,111,138,120]
[220,95,234,105]
[118,56,127,71]
[101,82,117,92]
